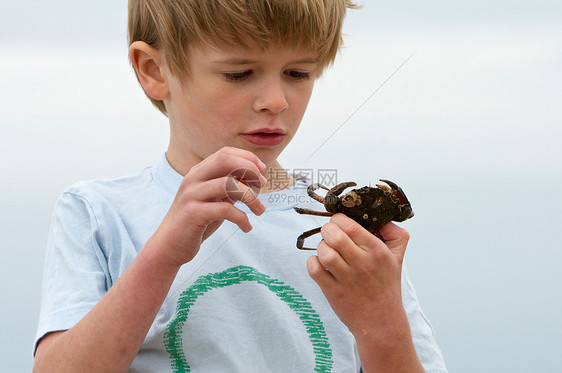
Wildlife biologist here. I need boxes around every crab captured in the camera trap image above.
[294,179,414,250]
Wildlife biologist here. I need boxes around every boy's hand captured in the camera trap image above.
[307,213,409,336]
[152,146,267,268]
[307,214,424,371]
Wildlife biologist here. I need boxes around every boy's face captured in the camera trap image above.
[164,39,320,169]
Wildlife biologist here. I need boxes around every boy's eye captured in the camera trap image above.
[286,70,311,81]
[224,71,253,82]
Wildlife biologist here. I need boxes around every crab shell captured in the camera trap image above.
[324,180,414,234]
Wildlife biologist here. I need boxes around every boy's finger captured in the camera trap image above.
[316,239,349,279]
[228,167,267,190]
[191,152,267,189]
[320,222,358,265]
[198,201,253,233]
[224,176,266,215]
[210,146,266,170]
[219,146,267,172]
[181,176,265,216]
[194,146,265,178]
[306,255,336,286]
[328,214,381,253]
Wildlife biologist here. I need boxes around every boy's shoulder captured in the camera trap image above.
[60,154,181,206]
[61,156,176,207]
[47,156,178,248]
[64,165,153,199]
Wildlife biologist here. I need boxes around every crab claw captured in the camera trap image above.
[379,179,415,220]
[379,179,405,201]
[379,179,398,191]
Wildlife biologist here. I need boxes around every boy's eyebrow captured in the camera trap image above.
[210,57,320,65]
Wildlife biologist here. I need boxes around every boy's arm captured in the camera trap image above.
[33,238,182,372]
[307,215,425,373]
[34,147,267,372]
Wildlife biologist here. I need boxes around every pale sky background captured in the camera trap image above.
[1,1,561,372]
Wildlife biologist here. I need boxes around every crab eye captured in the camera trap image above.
[363,214,369,219]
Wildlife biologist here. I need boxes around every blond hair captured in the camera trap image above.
[128,0,359,114]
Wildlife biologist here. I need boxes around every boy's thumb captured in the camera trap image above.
[378,222,410,261]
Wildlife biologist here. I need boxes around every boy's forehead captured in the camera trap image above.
[191,38,321,63]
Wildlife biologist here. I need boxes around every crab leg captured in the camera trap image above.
[306,183,330,203]
[293,207,334,217]
[296,227,322,250]
[328,182,357,196]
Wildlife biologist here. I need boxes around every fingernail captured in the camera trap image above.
[260,174,267,185]
[258,160,266,171]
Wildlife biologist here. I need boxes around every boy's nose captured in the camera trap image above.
[253,79,289,114]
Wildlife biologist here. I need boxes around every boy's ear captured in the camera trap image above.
[129,41,169,101]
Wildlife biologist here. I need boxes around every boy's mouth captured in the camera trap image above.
[241,129,285,146]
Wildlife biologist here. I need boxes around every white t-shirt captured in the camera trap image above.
[35,155,448,372]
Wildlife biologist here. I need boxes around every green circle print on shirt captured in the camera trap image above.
[164,265,334,372]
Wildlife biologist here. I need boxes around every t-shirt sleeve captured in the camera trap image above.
[402,266,449,372]
[34,191,110,354]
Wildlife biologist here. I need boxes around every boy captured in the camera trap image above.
[34,0,447,372]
